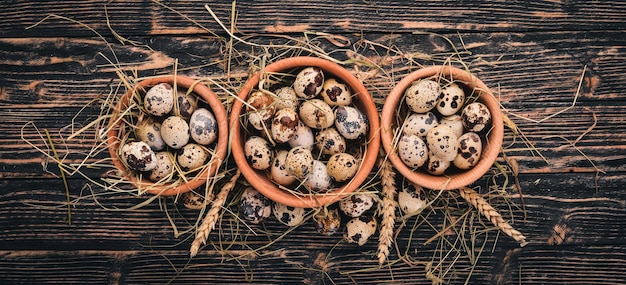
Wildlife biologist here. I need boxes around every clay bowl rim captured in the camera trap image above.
[230,56,381,208]
[107,75,229,196]
[380,65,504,191]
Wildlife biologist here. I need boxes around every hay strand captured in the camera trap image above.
[458,187,527,247]
[190,169,241,257]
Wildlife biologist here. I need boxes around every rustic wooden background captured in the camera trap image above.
[1,1,625,284]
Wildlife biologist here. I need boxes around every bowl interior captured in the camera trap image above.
[381,66,503,190]
[107,75,228,196]
[230,56,381,208]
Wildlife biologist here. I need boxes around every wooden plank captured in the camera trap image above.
[2,0,626,38]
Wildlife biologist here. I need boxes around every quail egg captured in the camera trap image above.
[339,193,375,218]
[402,112,438,138]
[273,86,300,111]
[426,125,458,161]
[177,143,208,170]
[404,79,440,113]
[344,215,377,246]
[149,151,174,182]
[397,134,428,169]
[270,150,297,186]
[461,102,492,133]
[161,116,190,149]
[334,106,368,140]
[440,114,464,138]
[240,186,272,224]
[247,91,276,131]
[136,118,166,151]
[426,156,450,175]
[326,152,359,182]
[121,141,157,171]
[315,127,346,155]
[304,160,333,192]
[189,108,218,145]
[244,136,274,170]
[453,132,483,170]
[271,107,299,143]
[294,66,324,99]
[181,191,208,210]
[288,121,315,150]
[272,203,306,227]
[174,91,197,119]
[144,83,174,117]
[285,146,314,180]
[321,78,352,106]
[314,208,341,236]
[398,181,427,216]
[437,82,465,116]
[299,99,334,129]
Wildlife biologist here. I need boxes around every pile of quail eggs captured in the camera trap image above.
[396,78,492,175]
[239,185,380,246]
[242,66,369,194]
[118,82,218,183]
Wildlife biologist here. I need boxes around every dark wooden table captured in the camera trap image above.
[1,1,625,284]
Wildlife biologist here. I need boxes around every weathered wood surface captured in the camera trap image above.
[1,1,625,284]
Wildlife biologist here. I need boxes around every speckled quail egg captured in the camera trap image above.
[149,151,174,182]
[339,193,375,218]
[121,141,157,171]
[271,108,299,143]
[326,152,359,182]
[270,150,297,186]
[189,108,218,145]
[177,143,208,170]
[274,86,300,111]
[181,191,208,210]
[404,79,441,113]
[299,99,335,129]
[461,102,492,133]
[247,91,276,131]
[426,125,458,161]
[426,156,450,175]
[314,208,341,236]
[440,114,464,138]
[437,82,465,116]
[398,181,427,216]
[397,134,428,169]
[144,83,174,117]
[453,132,483,170]
[315,127,346,155]
[304,160,333,192]
[321,78,352,106]
[285,146,314,180]
[161,116,190,149]
[288,121,314,150]
[244,136,274,170]
[136,118,166,151]
[174,91,197,119]
[240,186,272,224]
[334,106,368,140]
[272,203,306,227]
[344,216,377,246]
[402,112,439,138]
[293,66,324,99]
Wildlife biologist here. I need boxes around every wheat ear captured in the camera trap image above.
[458,187,528,247]
[190,169,241,257]
[377,153,397,266]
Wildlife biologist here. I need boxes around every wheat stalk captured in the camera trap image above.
[190,169,241,257]
[458,186,528,247]
[377,153,397,266]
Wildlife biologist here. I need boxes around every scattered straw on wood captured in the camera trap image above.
[190,169,241,257]
[458,186,528,247]
[377,151,397,267]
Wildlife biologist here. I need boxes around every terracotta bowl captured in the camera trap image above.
[230,56,381,208]
[107,75,228,196]
[381,65,503,190]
